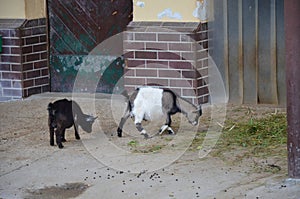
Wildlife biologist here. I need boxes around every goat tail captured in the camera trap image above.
[120,89,133,113]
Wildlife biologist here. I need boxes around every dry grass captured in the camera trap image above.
[191,106,287,160]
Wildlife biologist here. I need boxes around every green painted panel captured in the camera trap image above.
[50,55,124,93]
[48,0,132,93]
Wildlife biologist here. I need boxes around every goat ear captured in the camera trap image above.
[86,116,97,122]
[47,103,53,110]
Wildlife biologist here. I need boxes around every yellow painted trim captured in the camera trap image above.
[25,0,46,19]
[0,0,26,19]
[0,0,46,19]
[133,0,201,22]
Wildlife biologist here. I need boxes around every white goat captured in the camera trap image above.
[117,87,202,138]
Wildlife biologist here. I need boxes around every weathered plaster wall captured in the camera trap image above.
[25,0,46,19]
[0,0,45,19]
[0,0,26,19]
[133,0,209,22]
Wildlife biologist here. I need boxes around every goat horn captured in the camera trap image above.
[86,116,98,122]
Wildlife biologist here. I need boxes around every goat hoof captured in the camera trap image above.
[140,129,149,139]
[159,125,168,135]
[75,136,80,140]
[117,128,122,137]
[58,144,64,149]
[50,142,54,146]
[143,133,150,139]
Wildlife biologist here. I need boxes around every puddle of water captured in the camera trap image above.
[25,182,89,199]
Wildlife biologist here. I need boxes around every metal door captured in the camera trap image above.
[47,0,132,93]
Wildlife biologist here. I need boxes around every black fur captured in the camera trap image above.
[47,99,96,148]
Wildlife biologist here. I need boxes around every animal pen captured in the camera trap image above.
[0,0,299,179]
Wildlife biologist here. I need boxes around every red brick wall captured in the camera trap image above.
[123,22,209,104]
[0,18,49,101]
[21,19,49,97]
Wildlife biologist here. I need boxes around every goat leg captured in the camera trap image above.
[117,112,130,137]
[117,127,122,137]
[167,127,175,135]
[156,125,175,136]
[74,124,80,140]
[157,113,174,135]
[61,129,67,142]
[135,123,149,139]
[49,127,55,146]
[55,128,64,149]
[158,125,169,135]
[165,114,175,134]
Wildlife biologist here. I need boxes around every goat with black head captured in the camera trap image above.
[47,99,97,148]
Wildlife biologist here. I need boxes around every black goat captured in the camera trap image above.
[47,99,97,148]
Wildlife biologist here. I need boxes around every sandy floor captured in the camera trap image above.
[0,92,299,199]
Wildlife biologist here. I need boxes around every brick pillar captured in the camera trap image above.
[0,18,49,101]
[21,19,49,97]
[123,22,209,105]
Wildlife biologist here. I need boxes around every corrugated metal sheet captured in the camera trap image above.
[209,0,285,105]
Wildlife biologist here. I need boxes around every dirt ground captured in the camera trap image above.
[0,92,299,199]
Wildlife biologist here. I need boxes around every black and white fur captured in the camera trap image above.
[117,87,202,138]
[47,99,97,148]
